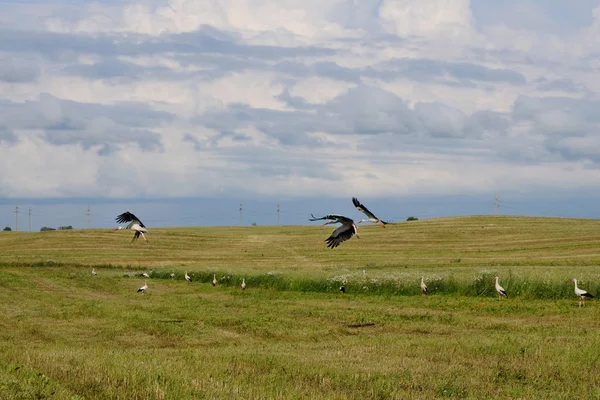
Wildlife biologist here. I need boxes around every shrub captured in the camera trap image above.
[3,226,11,231]
[406,216,419,221]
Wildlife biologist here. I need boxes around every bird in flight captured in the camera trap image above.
[352,197,389,227]
[309,213,359,249]
[115,211,148,242]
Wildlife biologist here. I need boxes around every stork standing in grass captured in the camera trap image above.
[115,211,148,242]
[137,280,148,294]
[309,213,359,249]
[420,277,428,296]
[185,271,192,282]
[170,272,175,279]
[352,197,389,227]
[571,278,594,307]
[241,278,246,290]
[212,274,217,287]
[92,268,97,276]
[494,276,508,299]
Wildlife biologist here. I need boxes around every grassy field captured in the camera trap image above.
[1,216,600,399]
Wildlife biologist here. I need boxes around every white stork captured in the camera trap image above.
[185,271,192,282]
[137,280,148,294]
[170,272,175,279]
[339,285,346,293]
[115,211,148,242]
[420,277,428,296]
[493,276,508,299]
[212,274,217,287]
[571,278,594,307]
[352,197,389,227]
[92,268,97,276]
[309,213,359,249]
[142,272,150,278]
[241,278,246,290]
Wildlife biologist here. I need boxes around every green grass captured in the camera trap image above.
[1,216,600,398]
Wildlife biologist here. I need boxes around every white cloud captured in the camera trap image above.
[1,0,600,207]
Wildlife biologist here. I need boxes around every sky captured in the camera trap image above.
[1,0,600,230]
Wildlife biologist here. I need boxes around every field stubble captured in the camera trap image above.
[1,216,600,399]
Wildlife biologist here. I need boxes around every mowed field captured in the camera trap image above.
[1,215,600,399]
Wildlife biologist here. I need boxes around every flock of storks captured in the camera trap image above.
[113,197,595,306]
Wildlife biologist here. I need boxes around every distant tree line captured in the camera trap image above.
[40,225,73,232]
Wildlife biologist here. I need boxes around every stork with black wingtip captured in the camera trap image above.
[309,213,359,249]
[352,197,389,227]
[493,276,508,300]
[115,211,148,243]
[137,280,148,294]
[571,278,594,307]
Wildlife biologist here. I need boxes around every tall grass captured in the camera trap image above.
[121,268,595,300]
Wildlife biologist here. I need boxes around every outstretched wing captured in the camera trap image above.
[116,211,145,228]
[325,224,357,249]
[309,213,353,223]
[352,197,387,225]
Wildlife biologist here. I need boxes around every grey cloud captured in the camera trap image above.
[367,58,527,85]
[0,26,334,61]
[0,125,17,145]
[199,85,508,148]
[0,94,168,153]
[61,58,173,80]
[413,103,467,138]
[0,54,40,82]
[535,77,584,93]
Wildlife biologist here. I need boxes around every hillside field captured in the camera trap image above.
[1,216,600,399]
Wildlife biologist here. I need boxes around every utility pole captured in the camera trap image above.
[14,204,18,232]
[86,204,91,229]
[239,202,242,226]
[28,207,31,232]
[277,203,280,226]
[494,194,500,216]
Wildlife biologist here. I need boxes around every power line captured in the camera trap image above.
[86,204,91,229]
[494,194,500,216]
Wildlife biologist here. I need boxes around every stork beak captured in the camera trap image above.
[322,221,331,226]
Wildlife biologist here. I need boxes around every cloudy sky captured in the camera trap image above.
[2,0,600,229]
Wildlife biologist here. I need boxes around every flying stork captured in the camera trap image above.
[420,277,428,296]
[137,280,148,294]
[571,278,594,307]
[352,197,389,227]
[493,276,508,300]
[185,271,192,282]
[212,274,217,287]
[115,211,148,242]
[309,213,359,249]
